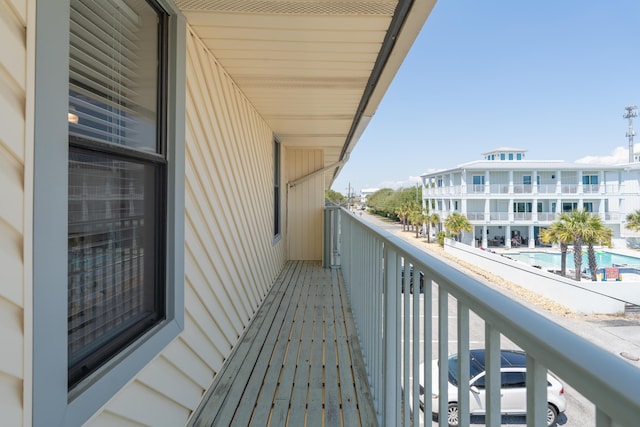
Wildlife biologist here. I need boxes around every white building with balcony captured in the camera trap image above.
[421,147,640,249]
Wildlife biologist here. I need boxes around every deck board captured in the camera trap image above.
[187,260,378,427]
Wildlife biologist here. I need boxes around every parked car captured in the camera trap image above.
[400,266,424,294]
[420,349,566,427]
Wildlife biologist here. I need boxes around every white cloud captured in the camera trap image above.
[377,175,422,189]
[575,145,635,165]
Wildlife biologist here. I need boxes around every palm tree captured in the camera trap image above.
[539,221,572,277]
[559,209,593,281]
[583,215,613,281]
[396,202,415,232]
[626,210,640,232]
[426,213,440,243]
[409,209,427,238]
[444,212,472,242]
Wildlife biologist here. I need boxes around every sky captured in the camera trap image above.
[332,0,640,195]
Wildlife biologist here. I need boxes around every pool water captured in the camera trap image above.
[505,251,640,271]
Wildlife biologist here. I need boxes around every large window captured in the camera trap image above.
[67,0,168,389]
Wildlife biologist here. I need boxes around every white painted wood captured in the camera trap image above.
[84,411,144,427]
[0,371,22,427]
[162,338,215,390]
[94,381,191,427]
[0,5,24,427]
[286,148,324,261]
[136,356,203,410]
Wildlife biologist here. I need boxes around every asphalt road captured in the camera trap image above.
[356,210,640,426]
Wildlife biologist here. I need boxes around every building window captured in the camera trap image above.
[67,0,168,389]
[583,175,599,185]
[472,175,485,185]
[33,0,184,423]
[273,138,281,237]
[514,202,532,213]
[563,202,578,212]
[517,153,522,160]
[523,176,532,185]
[508,153,514,160]
[437,178,443,187]
[584,202,593,212]
[500,153,505,160]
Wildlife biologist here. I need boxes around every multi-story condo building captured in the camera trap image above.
[421,147,640,249]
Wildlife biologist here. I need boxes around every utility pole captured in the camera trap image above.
[624,105,638,163]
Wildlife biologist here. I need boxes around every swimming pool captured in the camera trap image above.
[505,251,640,270]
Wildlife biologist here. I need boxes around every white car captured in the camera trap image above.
[420,349,567,427]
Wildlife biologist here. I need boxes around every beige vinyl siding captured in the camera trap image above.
[0,0,26,425]
[86,25,286,426]
[286,148,324,261]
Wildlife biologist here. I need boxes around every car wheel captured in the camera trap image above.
[547,403,558,426]
[447,403,459,427]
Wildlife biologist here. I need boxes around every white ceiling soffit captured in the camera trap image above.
[175,0,436,188]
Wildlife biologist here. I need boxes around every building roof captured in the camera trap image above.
[175,0,436,189]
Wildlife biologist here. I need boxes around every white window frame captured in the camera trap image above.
[31,1,185,426]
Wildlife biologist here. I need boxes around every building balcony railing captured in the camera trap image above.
[513,184,533,194]
[466,211,485,221]
[426,183,621,196]
[537,212,558,222]
[332,206,640,426]
[513,212,533,221]
[490,211,509,221]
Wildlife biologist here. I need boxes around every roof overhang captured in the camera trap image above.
[174,0,436,189]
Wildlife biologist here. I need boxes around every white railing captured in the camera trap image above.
[332,207,640,427]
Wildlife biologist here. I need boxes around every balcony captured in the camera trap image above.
[190,206,640,426]
[466,211,486,221]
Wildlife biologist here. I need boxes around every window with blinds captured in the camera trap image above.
[67,0,168,389]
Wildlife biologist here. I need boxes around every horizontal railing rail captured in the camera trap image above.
[331,206,640,427]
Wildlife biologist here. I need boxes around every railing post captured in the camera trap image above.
[526,355,547,427]
[384,247,398,426]
[323,206,332,268]
[485,324,501,427]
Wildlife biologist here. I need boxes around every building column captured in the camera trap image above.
[482,225,488,248]
[506,225,512,249]
[528,224,535,248]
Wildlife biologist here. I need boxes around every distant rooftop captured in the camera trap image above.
[481,147,527,161]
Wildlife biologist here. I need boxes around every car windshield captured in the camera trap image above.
[447,353,485,386]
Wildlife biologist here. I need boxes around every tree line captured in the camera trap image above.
[328,187,640,282]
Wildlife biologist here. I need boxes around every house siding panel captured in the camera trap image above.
[286,148,324,260]
[87,26,286,426]
[0,0,25,426]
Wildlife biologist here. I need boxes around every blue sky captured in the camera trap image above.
[332,0,640,195]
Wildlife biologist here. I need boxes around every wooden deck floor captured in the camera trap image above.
[188,261,378,427]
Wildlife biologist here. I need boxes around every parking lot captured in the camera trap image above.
[401,291,594,426]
